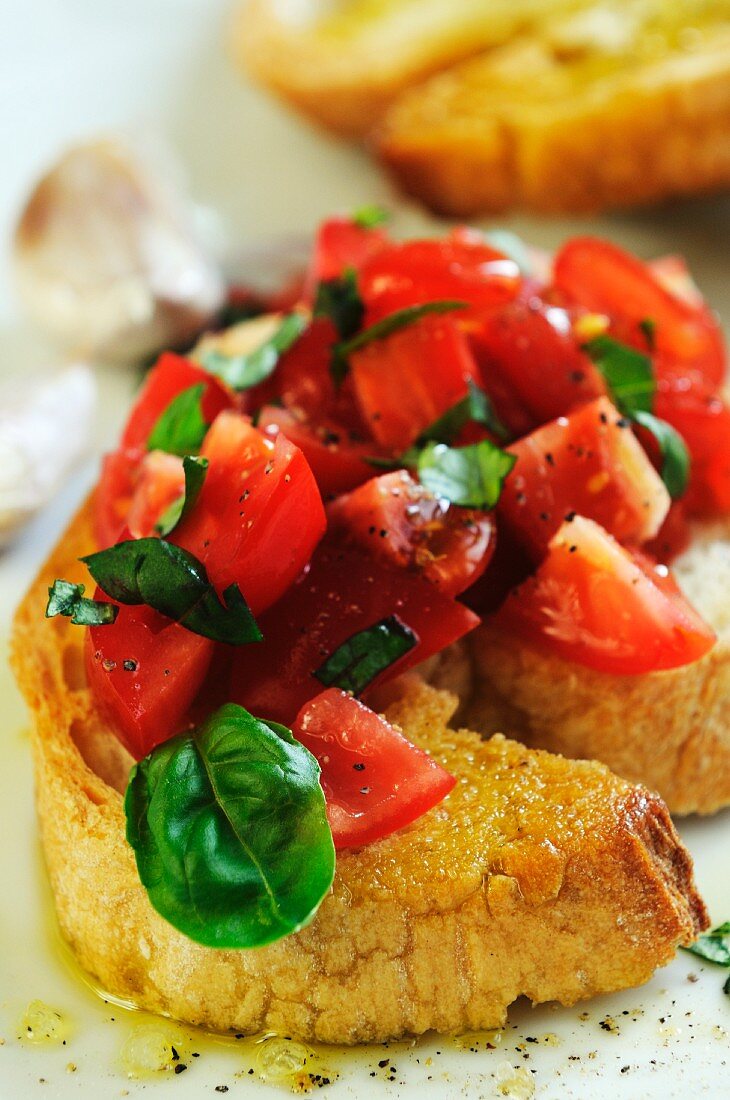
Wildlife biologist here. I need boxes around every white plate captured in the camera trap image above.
[0,3,728,1097]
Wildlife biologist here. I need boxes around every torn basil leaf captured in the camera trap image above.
[639,317,657,352]
[417,379,510,446]
[583,334,655,416]
[314,268,364,340]
[46,580,118,626]
[147,383,208,456]
[683,922,730,966]
[314,615,417,695]
[351,204,389,229]
[200,312,307,392]
[632,411,690,500]
[125,703,335,949]
[82,539,261,645]
[155,455,209,537]
[417,440,516,510]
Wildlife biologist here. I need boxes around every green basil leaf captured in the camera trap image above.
[351,204,390,229]
[46,579,118,626]
[417,379,510,446]
[724,973,730,996]
[683,922,730,966]
[639,317,657,352]
[584,334,655,416]
[200,312,307,392]
[332,300,467,384]
[314,268,364,339]
[632,411,690,500]
[417,440,516,510]
[147,383,208,456]
[155,456,209,537]
[314,615,417,695]
[81,539,261,645]
[125,703,335,948]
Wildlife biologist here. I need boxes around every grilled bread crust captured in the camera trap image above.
[11,500,707,1043]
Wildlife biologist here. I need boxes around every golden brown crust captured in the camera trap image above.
[12,501,707,1043]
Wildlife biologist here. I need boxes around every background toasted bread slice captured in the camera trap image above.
[376,3,730,214]
[467,521,730,816]
[234,0,589,137]
[11,500,706,1043]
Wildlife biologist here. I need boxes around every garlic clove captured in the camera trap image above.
[13,138,225,364]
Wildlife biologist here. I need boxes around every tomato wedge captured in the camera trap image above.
[327,470,496,596]
[85,595,214,759]
[121,352,234,450]
[126,451,185,538]
[173,411,326,616]
[94,446,144,548]
[498,397,670,558]
[294,689,455,849]
[495,515,715,674]
[230,538,479,725]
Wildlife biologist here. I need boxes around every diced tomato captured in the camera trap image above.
[644,501,692,564]
[94,446,144,548]
[495,515,715,674]
[553,237,726,388]
[655,384,730,516]
[293,689,455,849]
[121,352,234,450]
[499,397,670,559]
[258,406,379,499]
[327,470,496,596]
[85,595,214,759]
[173,411,325,616]
[470,299,605,429]
[230,538,479,725]
[351,315,480,451]
[304,215,390,294]
[358,230,521,324]
[126,451,185,538]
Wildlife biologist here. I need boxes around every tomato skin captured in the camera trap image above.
[358,230,521,324]
[304,216,390,292]
[94,446,144,548]
[351,315,480,451]
[644,501,692,564]
[85,593,214,760]
[230,538,479,725]
[125,451,185,538]
[173,411,326,616]
[553,237,726,388]
[499,397,670,559]
[121,352,234,450]
[495,516,715,675]
[293,689,455,849]
[655,384,730,516]
[327,470,496,596]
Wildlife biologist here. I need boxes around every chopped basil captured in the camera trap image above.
[314,268,364,339]
[583,334,655,416]
[147,383,208,456]
[314,615,417,695]
[125,703,335,948]
[632,411,690,500]
[331,300,467,384]
[724,974,730,996]
[82,539,261,645]
[46,580,118,626]
[417,379,510,445]
[351,204,389,229]
[200,312,307,392]
[639,316,657,351]
[683,922,730,967]
[417,440,516,510]
[155,455,209,537]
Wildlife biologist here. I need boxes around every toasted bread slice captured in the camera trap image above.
[467,521,730,816]
[376,2,730,214]
[234,0,589,137]
[11,500,707,1043]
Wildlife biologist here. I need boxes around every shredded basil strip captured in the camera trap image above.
[417,440,516,510]
[583,334,655,416]
[46,579,118,626]
[418,379,510,446]
[639,316,657,351]
[125,703,335,949]
[155,456,209,537]
[314,615,417,695]
[82,539,261,645]
[147,383,208,456]
[314,268,364,339]
[724,974,730,996]
[331,299,467,384]
[351,204,390,229]
[200,312,307,392]
[683,922,730,967]
[632,411,690,501]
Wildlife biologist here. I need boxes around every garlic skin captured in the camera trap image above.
[0,365,96,543]
[13,139,225,363]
